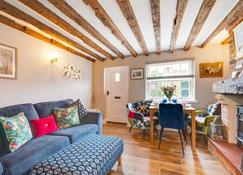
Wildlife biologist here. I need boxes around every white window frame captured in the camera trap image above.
[145,59,196,103]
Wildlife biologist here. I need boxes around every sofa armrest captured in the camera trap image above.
[80,112,103,134]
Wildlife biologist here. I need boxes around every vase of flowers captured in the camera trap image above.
[161,85,176,103]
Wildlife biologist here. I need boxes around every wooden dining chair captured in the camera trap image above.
[158,103,187,155]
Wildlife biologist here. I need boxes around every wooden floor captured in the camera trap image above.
[104,123,227,175]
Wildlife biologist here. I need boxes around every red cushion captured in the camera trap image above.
[30,115,58,138]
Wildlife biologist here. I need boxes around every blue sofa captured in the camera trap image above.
[0,99,102,175]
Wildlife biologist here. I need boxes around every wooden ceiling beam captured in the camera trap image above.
[0,0,104,61]
[82,0,137,57]
[150,0,161,54]
[169,0,188,52]
[116,0,149,56]
[184,0,216,51]
[201,0,243,48]
[48,0,124,59]
[18,0,114,60]
[0,14,95,62]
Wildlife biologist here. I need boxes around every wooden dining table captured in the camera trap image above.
[149,105,196,151]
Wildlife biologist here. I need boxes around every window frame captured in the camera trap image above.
[145,59,196,102]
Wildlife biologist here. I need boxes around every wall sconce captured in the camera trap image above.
[48,51,59,64]
[50,57,58,64]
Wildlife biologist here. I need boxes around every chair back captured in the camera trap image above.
[159,103,184,129]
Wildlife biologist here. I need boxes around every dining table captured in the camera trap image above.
[149,105,196,151]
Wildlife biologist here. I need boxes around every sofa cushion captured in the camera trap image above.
[64,99,88,118]
[0,103,38,120]
[0,135,70,175]
[34,99,73,117]
[53,106,80,129]
[30,115,58,138]
[0,112,33,153]
[51,124,98,143]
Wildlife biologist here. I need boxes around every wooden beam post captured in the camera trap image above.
[150,0,161,54]
[48,0,125,59]
[201,1,243,48]
[116,0,149,56]
[184,0,216,51]
[18,0,114,60]
[169,0,188,52]
[0,0,104,61]
[0,14,95,62]
[82,0,137,57]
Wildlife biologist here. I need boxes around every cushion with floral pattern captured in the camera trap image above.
[64,99,87,118]
[0,112,33,153]
[53,106,80,129]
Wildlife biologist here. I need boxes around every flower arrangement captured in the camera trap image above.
[161,85,176,102]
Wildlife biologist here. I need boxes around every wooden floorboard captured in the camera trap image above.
[103,123,227,175]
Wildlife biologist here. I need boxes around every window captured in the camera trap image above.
[146,60,195,101]
[115,72,120,82]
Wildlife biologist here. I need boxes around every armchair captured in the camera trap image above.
[126,101,159,136]
[189,102,221,144]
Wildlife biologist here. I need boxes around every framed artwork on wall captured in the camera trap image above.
[233,22,243,60]
[130,68,144,80]
[199,62,223,78]
[0,43,17,79]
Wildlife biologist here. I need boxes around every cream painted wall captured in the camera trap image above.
[93,44,230,117]
[0,24,93,108]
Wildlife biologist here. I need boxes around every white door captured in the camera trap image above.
[104,66,129,123]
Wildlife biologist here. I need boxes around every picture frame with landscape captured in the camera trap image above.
[0,43,17,79]
[130,68,144,80]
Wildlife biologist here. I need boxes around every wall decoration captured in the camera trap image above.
[62,64,81,80]
[233,22,243,59]
[0,43,17,79]
[130,68,144,80]
[199,62,223,78]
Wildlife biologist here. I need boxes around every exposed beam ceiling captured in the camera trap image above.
[201,0,243,48]
[0,0,240,62]
[169,0,188,52]
[18,0,114,60]
[0,14,95,62]
[83,0,137,57]
[184,0,216,51]
[48,0,125,59]
[0,0,104,61]
[117,0,149,56]
[150,0,160,54]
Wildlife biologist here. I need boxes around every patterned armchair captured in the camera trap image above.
[188,102,221,144]
[126,100,159,134]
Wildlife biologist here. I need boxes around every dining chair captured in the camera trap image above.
[158,103,187,154]
[127,102,159,138]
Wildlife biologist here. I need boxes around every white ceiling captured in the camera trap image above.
[1,0,240,61]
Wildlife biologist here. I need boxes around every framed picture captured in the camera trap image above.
[233,22,243,59]
[131,68,144,80]
[199,62,223,78]
[0,43,17,79]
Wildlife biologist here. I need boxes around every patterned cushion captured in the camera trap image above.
[64,99,87,118]
[0,112,33,152]
[30,134,124,175]
[136,100,152,116]
[53,106,80,129]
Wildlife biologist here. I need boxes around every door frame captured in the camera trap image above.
[104,66,129,123]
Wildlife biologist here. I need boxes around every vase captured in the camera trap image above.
[167,97,172,103]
